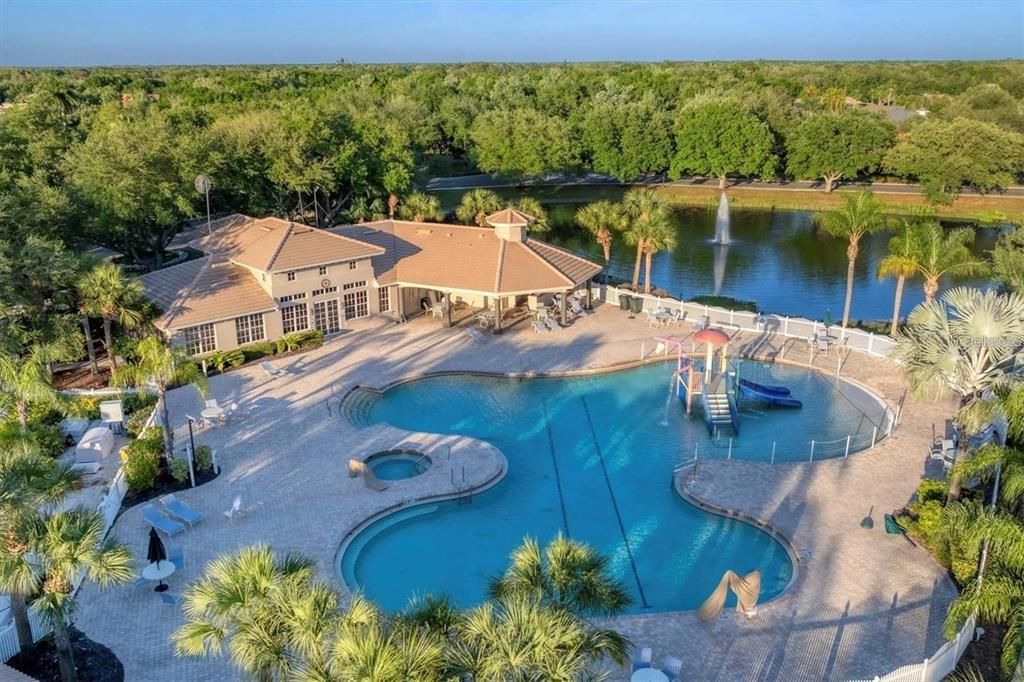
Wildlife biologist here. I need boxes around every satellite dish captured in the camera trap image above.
[195,174,211,195]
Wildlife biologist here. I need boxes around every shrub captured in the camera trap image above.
[29,422,66,458]
[204,349,246,374]
[689,295,758,313]
[169,457,190,483]
[63,395,104,420]
[916,479,947,504]
[121,434,162,492]
[126,408,154,438]
[122,391,158,415]
[194,445,213,471]
[30,404,66,425]
[277,330,325,353]
[238,341,275,362]
[898,500,945,555]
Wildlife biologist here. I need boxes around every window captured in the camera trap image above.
[234,313,265,345]
[313,299,341,334]
[343,280,367,291]
[281,303,308,333]
[348,261,357,270]
[312,286,338,297]
[319,265,328,276]
[277,292,307,303]
[343,289,369,319]
[286,271,296,281]
[378,286,391,313]
[182,323,216,355]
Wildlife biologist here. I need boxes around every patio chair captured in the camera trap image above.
[670,309,686,326]
[160,592,183,606]
[466,328,486,343]
[160,494,205,528]
[204,398,219,410]
[166,543,185,571]
[662,656,683,681]
[141,504,185,537]
[544,317,561,332]
[815,334,831,355]
[569,299,587,316]
[129,576,148,599]
[532,320,549,334]
[224,495,244,520]
[694,314,710,331]
[631,646,652,672]
[647,311,661,329]
[260,361,286,379]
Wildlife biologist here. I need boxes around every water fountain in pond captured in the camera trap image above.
[712,242,729,295]
[713,192,731,244]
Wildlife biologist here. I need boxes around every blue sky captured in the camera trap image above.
[1,0,1021,66]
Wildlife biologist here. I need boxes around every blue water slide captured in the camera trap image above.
[738,379,791,396]
[738,379,803,408]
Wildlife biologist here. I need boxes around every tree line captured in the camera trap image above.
[1,62,1022,266]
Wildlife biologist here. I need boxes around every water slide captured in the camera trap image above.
[738,379,803,408]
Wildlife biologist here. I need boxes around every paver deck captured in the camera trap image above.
[72,302,958,681]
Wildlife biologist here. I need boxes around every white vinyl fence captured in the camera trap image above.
[592,283,898,358]
[849,612,977,682]
[0,405,155,662]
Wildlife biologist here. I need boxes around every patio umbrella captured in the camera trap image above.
[147,527,167,565]
[823,307,833,330]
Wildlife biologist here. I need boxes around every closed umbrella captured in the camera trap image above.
[147,527,166,565]
[823,307,833,331]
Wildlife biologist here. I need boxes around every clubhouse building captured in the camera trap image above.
[141,209,603,355]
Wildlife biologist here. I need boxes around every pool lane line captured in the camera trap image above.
[578,394,651,610]
[539,393,571,536]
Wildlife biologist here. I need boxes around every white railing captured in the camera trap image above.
[848,612,976,682]
[592,284,898,358]
[0,403,157,662]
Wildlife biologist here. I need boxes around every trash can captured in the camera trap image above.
[628,296,644,315]
[618,293,631,311]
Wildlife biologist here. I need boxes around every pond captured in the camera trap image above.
[434,188,1000,322]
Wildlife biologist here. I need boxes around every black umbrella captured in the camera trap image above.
[147,527,167,565]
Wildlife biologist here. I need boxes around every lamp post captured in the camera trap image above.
[186,417,196,488]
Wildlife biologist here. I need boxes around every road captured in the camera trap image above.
[426,172,1024,199]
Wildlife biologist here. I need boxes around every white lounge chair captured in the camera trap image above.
[141,503,185,537]
[224,495,244,520]
[662,656,683,681]
[160,494,205,527]
[532,320,549,334]
[260,361,286,378]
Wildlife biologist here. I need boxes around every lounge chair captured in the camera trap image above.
[129,576,148,599]
[544,317,560,332]
[466,328,486,342]
[662,656,683,681]
[160,494,205,527]
[260,361,286,378]
[141,504,185,537]
[165,543,185,571]
[224,495,244,520]
[631,646,652,672]
[569,299,588,316]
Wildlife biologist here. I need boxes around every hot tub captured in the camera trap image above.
[364,449,431,480]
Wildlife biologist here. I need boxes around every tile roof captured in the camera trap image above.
[485,207,534,227]
[140,256,277,331]
[330,220,602,295]
[193,214,384,273]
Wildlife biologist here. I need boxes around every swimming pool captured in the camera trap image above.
[340,362,885,614]
[365,450,432,480]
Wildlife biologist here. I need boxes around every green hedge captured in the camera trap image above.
[688,295,759,313]
[238,341,275,362]
[275,329,324,354]
[121,426,164,492]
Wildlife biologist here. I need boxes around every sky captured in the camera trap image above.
[1,0,1021,66]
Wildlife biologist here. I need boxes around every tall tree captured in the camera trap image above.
[622,189,671,289]
[582,90,674,181]
[25,509,134,682]
[884,117,1024,204]
[455,189,502,227]
[78,263,145,370]
[815,191,887,327]
[575,201,625,263]
[992,228,1024,294]
[877,218,921,336]
[670,99,777,190]
[511,197,549,232]
[0,348,58,431]
[470,108,579,177]
[111,336,206,459]
[904,223,989,303]
[397,192,443,222]
[786,111,894,192]
[641,221,677,294]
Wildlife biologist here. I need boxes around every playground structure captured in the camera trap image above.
[655,329,804,437]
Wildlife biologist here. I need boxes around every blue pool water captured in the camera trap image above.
[340,362,886,614]
[365,450,431,480]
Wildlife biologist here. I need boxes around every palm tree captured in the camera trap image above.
[623,189,670,290]
[820,87,846,114]
[397,192,443,222]
[512,197,549,232]
[641,222,677,294]
[488,533,632,618]
[953,444,1024,514]
[346,196,386,223]
[877,218,921,336]
[449,595,629,681]
[27,508,134,682]
[905,223,989,303]
[0,348,59,431]
[175,545,330,682]
[816,191,887,328]
[455,189,502,227]
[0,447,80,652]
[78,263,145,370]
[575,201,624,264]
[111,336,207,459]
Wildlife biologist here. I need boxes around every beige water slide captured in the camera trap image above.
[697,569,762,620]
[347,458,388,491]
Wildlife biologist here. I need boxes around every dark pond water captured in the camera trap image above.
[541,202,997,322]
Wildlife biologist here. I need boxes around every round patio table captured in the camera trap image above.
[631,670,669,682]
[142,560,176,592]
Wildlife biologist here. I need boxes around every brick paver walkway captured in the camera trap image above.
[72,303,958,681]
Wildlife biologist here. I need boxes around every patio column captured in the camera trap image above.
[443,292,452,328]
[396,287,405,320]
[585,279,593,310]
[560,290,568,325]
[494,297,503,334]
